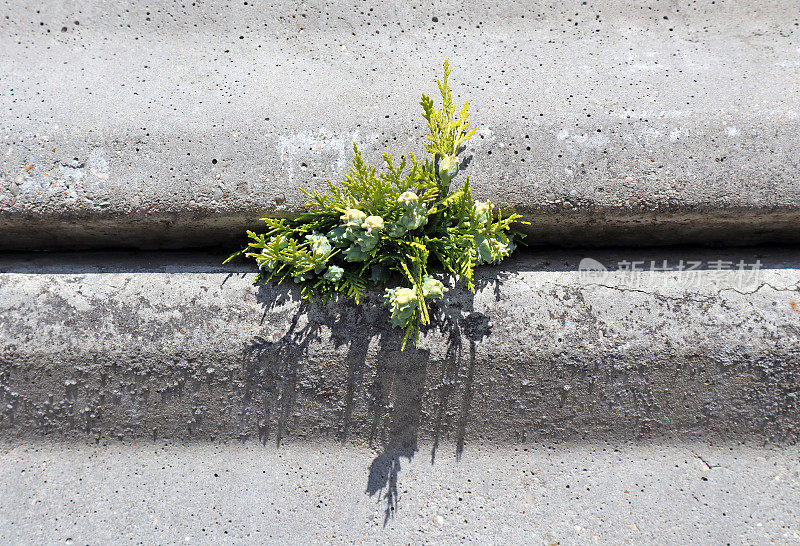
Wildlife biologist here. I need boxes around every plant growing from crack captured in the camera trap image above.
[227,61,525,348]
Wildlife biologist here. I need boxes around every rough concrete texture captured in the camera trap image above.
[1,1,799,249]
[1,440,798,543]
[1,248,799,445]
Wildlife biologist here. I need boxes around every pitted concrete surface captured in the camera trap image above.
[1,1,799,249]
[0,440,798,543]
[1,248,799,443]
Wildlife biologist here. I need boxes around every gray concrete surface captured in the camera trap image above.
[2,1,799,249]
[0,440,798,543]
[2,248,799,444]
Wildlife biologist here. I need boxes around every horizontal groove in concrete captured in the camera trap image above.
[2,440,798,543]
[1,248,799,443]
[1,1,799,249]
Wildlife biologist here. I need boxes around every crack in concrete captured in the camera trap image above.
[589,283,715,304]
[718,282,800,296]
[587,281,800,301]
[694,452,721,471]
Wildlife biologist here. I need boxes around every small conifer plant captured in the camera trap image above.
[227,61,525,348]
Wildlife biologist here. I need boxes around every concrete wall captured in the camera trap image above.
[1,0,799,249]
[2,249,798,444]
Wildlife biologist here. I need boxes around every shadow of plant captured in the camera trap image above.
[363,347,428,524]
[244,273,499,523]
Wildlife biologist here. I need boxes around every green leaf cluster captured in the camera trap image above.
[420,61,477,158]
[228,61,526,348]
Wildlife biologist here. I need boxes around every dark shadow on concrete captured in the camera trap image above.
[243,275,499,523]
[244,284,366,447]
[429,297,492,464]
[243,282,424,521]
[363,348,428,524]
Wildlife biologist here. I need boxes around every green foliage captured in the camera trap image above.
[227,61,526,348]
[420,60,477,160]
[420,59,478,192]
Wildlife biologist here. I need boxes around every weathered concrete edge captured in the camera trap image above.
[1,248,799,444]
[3,114,800,250]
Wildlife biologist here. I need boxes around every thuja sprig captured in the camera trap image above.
[227,60,526,348]
[420,59,477,191]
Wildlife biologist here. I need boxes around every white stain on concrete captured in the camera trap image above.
[639,127,663,145]
[629,63,669,72]
[88,149,110,183]
[57,163,84,199]
[570,132,610,150]
[470,126,494,148]
[278,129,359,184]
[613,110,688,120]
[557,129,609,150]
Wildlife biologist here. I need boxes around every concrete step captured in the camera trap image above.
[2,1,799,249]
[1,440,798,543]
[2,248,799,443]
